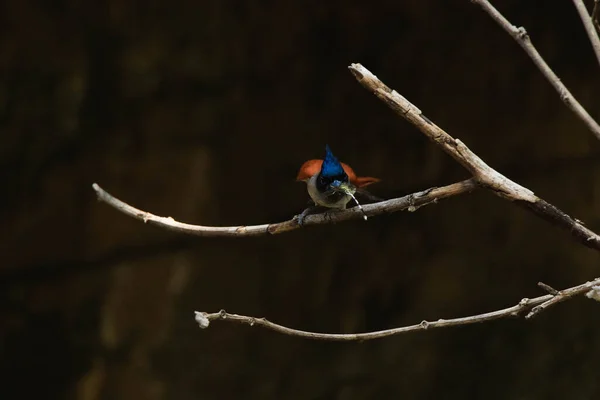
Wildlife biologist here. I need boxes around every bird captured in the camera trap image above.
[295,145,380,224]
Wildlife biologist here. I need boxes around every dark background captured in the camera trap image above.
[2,0,600,399]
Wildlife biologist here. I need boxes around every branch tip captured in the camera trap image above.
[538,282,559,295]
[194,311,210,329]
[348,64,364,80]
[586,286,600,302]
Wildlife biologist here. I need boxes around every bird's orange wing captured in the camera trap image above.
[296,159,380,188]
[296,159,323,181]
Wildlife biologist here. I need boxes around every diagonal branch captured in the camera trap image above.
[92,180,477,237]
[572,0,600,66]
[348,63,600,251]
[195,278,600,341]
[470,0,600,140]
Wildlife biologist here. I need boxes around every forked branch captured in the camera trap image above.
[348,63,600,251]
[470,0,600,140]
[195,278,600,341]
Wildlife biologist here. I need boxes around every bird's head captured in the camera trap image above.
[295,145,381,188]
[317,145,349,191]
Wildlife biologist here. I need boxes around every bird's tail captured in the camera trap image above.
[354,176,380,188]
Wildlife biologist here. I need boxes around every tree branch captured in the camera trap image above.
[348,63,600,251]
[527,278,600,318]
[195,278,600,341]
[572,0,600,66]
[470,0,600,140]
[92,180,477,237]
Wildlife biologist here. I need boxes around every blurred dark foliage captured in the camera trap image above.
[1,0,600,399]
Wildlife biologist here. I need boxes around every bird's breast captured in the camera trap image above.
[306,174,352,209]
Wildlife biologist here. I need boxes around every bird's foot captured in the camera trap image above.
[295,207,315,226]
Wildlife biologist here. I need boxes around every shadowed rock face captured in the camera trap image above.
[1,1,600,399]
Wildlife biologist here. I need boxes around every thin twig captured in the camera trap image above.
[195,278,600,341]
[526,278,600,318]
[537,282,559,295]
[470,0,600,140]
[572,0,600,66]
[348,63,600,251]
[92,180,477,237]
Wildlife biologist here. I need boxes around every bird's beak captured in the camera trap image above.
[330,181,357,195]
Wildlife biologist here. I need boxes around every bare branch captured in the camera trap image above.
[92,180,477,237]
[572,0,600,66]
[573,0,600,64]
[470,0,600,140]
[195,278,600,341]
[348,63,600,251]
[526,278,600,318]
